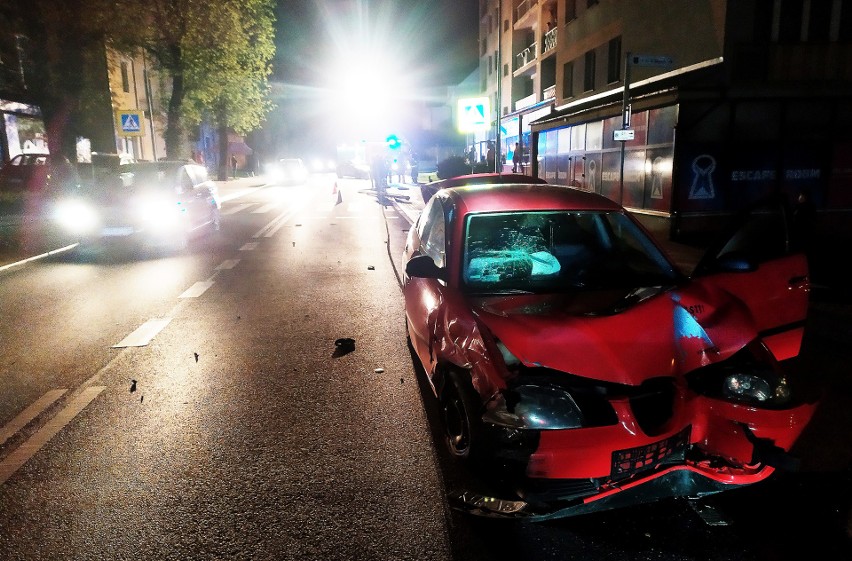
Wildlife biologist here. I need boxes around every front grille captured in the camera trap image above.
[629,377,676,436]
[519,478,600,504]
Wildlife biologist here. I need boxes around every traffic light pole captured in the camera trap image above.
[495,0,502,174]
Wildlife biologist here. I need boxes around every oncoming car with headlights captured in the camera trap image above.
[54,161,220,252]
[402,183,816,519]
[266,158,309,185]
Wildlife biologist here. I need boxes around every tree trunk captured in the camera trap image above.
[164,62,186,160]
[217,107,230,181]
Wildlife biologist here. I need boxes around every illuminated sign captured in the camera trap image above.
[457,97,490,132]
[613,129,635,141]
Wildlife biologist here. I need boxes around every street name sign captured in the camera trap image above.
[630,54,674,68]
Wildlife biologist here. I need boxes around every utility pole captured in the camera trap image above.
[495,0,502,174]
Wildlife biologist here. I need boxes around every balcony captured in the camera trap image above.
[515,42,537,72]
[514,0,539,25]
[542,26,557,54]
[542,84,556,100]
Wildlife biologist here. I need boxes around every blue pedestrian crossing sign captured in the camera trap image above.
[457,97,490,133]
[115,110,144,137]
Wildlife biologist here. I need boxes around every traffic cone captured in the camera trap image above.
[336,190,343,205]
[332,181,338,194]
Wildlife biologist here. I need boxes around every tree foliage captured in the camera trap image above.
[100,0,275,158]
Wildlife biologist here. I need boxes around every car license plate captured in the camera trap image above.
[101,226,134,237]
[611,426,691,480]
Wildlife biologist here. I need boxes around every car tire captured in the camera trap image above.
[441,371,484,463]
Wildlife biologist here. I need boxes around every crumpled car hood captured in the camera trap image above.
[470,284,756,385]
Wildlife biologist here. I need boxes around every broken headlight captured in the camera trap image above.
[688,343,793,408]
[723,372,791,406]
[483,385,585,430]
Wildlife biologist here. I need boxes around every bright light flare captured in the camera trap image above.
[54,199,99,234]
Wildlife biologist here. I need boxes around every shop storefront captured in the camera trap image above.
[1,99,47,162]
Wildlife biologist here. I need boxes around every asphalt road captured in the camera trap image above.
[0,175,849,560]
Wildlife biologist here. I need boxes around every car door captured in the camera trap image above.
[404,196,449,375]
[690,197,808,361]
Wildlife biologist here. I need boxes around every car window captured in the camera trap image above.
[420,197,446,268]
[462,210,677,293]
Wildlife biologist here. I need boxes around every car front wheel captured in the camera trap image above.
[441,371,484,462]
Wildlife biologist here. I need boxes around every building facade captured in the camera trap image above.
[481,0,852,243]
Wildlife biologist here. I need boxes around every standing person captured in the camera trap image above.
[409,150,419,184]
[230,154,238,178]
[486,141,496,171]
[512,142,523,173]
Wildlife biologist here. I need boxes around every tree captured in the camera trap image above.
[103,0,275,161]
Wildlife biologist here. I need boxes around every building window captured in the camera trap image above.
[607,36,622,83]
[565,0,577,23]
[494,50,499,72]
[503,63,509,77]
[808,0,832,42]
[504,18,510,32]
[587,0,599,8]
[120,61,130,93]
[563,61,574,98]
[583,50,595,91]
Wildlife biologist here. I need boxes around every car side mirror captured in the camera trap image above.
[405,254,447,281]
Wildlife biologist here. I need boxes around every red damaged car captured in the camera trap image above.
[402,183,816,519]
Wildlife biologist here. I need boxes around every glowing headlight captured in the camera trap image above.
[135,197,183,230]
[483,384,585,430]
[723,372,791,405]
[54,199,99,234]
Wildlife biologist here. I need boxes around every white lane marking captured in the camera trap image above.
[221,203,255,215]
[240,242,259,251]
[252,202,281,214]
[252,208,297,238]
[179,281,215,298]
[112,318,171,348]
[0,243,79,274]
[0,386,106,485]
[219,186,264,203]
[215,259,240,270]
[0,389,68,447]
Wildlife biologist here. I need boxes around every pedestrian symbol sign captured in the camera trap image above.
[115,110,144,137]
[457,97,490,133]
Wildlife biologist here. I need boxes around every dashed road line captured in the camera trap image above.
[0,386,106,485]
[0,389,67,447]
[253,208,297,238]
[252,202,281,214]
[215,259,240,270]
[179,280,215,298]
[112,318,172,348]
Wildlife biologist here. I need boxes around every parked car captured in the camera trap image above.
[53,160,220,251]
[0,152,80,212]
[419,172,546,204]
[266,158,309,185]
[402,183,815,519]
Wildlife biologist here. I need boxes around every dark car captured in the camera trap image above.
[0,152,80,213]
[419,172,547,204]
[403,183,815,519]
[53,161,220,251]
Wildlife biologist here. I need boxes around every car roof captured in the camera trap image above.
[439,183,624,214]
[427,173,546,189]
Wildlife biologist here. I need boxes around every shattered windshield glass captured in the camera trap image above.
[462,210,678,293]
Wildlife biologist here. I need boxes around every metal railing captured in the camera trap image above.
[542,84,556,100]
[542,26,557,53]
[515,43,537,70]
